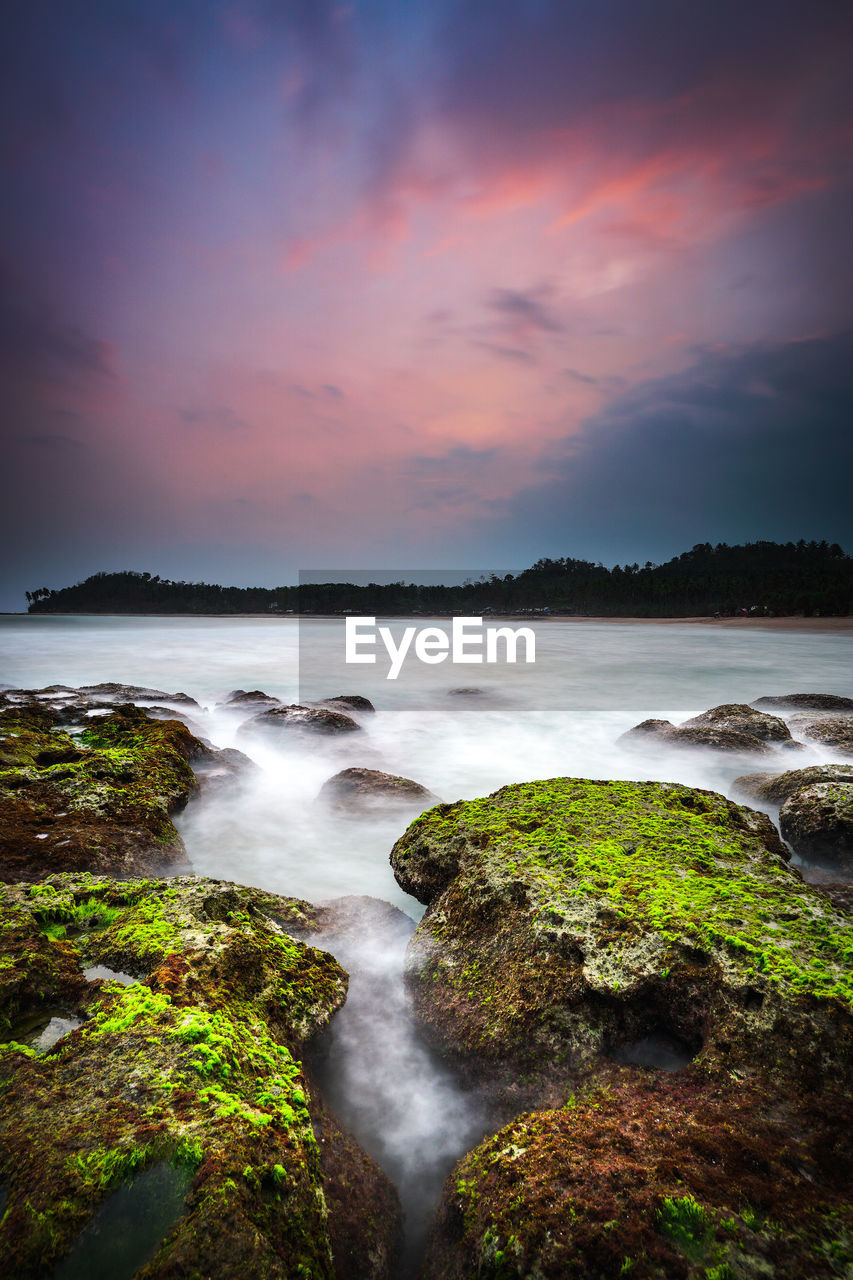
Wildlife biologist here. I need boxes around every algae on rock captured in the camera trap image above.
[421,1070,853,1280]
[0,703,204,880]
[392,778,853,1280]
[391,778,852,1087]
[0,874,399,1279]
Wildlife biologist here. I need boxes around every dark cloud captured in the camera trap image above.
[435,0,853,161]
[322,383,344,398]
[487,287,564,334]
[474,341,535,364]
[563,368,597,386]
[179,406,253,432]
[0,264,114,389]
[22,433,86,453]
[485,332,853,559]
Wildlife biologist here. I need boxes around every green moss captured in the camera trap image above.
[658,1193,714,1261]
[0,705,200,880]
[0,874,350,1279]
[400,779,852,1008]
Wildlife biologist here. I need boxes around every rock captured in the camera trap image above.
[752,693,853,712]
[732,763,853,806]
[190,745,258,798]
[0,704,202,881]
[619,718,776,756]
[788,713,853,756]
[681,702,793,743]
[422,1071,853,1280]
[319,768,438,813]
[0,874,400,1280]
[619,718,675,740]
[798,868,853,913]
[302,894,416,951]
[321,696,376,714]
[239,705,362,738]
[221,689,283,710]
[390,779,851,1092]
[779,782,853,869]
[78,682,200,707]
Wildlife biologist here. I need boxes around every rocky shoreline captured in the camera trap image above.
[1,683,851,1278]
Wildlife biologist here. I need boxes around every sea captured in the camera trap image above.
[2,613,851,1273]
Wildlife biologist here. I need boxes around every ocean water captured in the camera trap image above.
[3,614,851,905]
[3,613,851,1273]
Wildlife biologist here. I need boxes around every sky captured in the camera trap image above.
[2,0,852,609]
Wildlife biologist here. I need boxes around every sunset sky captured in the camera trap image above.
[2,0,852,609]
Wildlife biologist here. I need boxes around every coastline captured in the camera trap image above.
[4,612,853,633]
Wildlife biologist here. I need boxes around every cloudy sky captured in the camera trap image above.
[2,0,852,608]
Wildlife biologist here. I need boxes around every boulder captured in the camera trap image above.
[321,696,376,715]
[220,689,283,711]
[779,782,853,869]
[752,693,853,712]
[0,874,400,1280]
[390,779,850,1092]
[732,763,853,806]
[190,745,258,798]
[680,702,793,743]
[319,768,438,813]
[0,703,202,881]
[239,705,362,738]
[788,713,853,756]
[422,1070,853,1280]
[78,683,200,707]
[619,718,776,756]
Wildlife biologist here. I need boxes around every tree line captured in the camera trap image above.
[25,541,853,617]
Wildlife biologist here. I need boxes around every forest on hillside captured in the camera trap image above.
[25,541,853,618]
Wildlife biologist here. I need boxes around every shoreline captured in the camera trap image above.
[3,611,853,633]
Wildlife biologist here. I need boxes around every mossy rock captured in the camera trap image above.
[0,874,399,1279]
[422,1070,853,1279]
[0,703,204,881]
[391,779,852,1089]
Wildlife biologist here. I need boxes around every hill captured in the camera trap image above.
[25,540,853,617]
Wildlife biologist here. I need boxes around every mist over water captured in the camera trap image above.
[3,615,852,1273]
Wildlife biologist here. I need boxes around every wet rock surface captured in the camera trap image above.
[422,1069,853,1280]
[619,714,778,756]
[0,874,400,1280]
[0,703,201,881]
[393,780,853,1280]
[239,704,363,738]
[733,764,853,871]
[321,696,376,715]
[680,702,793,743]
[391,779,850,1091]
[0,692,254,881]
[319,768,438,813]
[752,693,853,712]
[220,689,283,711]
[788,712,853,755]
[732,763,853,805]
[779,782,853,869]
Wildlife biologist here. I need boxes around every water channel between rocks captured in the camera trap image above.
[305,901,498,1278]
